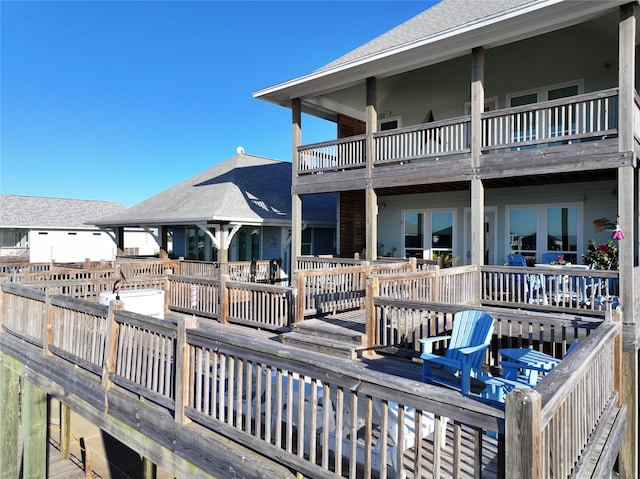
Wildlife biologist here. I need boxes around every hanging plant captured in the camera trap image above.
[582,240,619,270]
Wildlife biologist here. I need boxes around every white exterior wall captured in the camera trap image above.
[30,229,117,263]
[123,229,160,256]
[377,180,618,266]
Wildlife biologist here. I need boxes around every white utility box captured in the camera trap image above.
[99,289,165,319]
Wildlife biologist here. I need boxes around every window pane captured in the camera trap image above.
[404,213,423,249]
[432,212,453,250]
[547,207,577,252]
[509,208,537,252]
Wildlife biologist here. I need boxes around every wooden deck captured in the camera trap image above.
[0,272,624,479]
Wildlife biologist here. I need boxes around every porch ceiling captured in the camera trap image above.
[374,169,617,196]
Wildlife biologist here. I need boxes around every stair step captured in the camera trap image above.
[291,318,365,345]
[280,331,359,359]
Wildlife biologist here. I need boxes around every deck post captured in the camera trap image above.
[470,47,485,304]
[505,388,541,479]
[23,378,48,478]
[618,4,638,479]
[220,274,230,325]
[365,76,378,262]
[101,299,123,406]
[0,353,20,479]
[175,316,198,425]
[291,98,302,274]
[365,275,379,351]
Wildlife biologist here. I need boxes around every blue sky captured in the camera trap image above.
[1,1,434,207]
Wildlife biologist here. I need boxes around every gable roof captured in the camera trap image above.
[0,195,125,229]
[91,152,336,228]
[254,0,627,117]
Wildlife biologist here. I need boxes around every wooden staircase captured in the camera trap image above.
[279,311,367,359]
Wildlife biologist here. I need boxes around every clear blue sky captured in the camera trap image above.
[1,1,434,208]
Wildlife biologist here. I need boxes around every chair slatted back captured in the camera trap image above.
[445,310,495,369]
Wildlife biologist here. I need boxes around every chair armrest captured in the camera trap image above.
[499,360,554,373]
[419,335,451,354]
[458,342,491,357]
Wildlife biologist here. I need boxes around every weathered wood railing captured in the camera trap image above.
[167,274,292,330]
[295,88,619,175]
[482,88,618,152]
[481,265,619,317]
[20,275,168,301]
[297,135,366,174]
[505,318,624,479]
[1,283,622,479]
[374,116,471,165]
[294,265,367,321]
[224,276,292,331]
[179,259,272,281]
[1,283,502,479]
[116,258,181,277]
[371,299,602,361]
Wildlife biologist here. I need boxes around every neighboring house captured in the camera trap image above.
[91,150,337,271]
[0,195,155,263]
[254,0,638,473]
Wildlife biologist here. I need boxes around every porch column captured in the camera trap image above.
[365,77,378,262]
[291,98,303,273]
[0,353,20,478]
[23,379,47,478]
[470,47,485,303]
[618,4,638,479]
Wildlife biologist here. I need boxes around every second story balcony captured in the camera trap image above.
[294,88,632,194]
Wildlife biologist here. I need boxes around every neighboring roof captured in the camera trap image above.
[0,195,125,229]
[91,152,336,228]
[254,0,627,115]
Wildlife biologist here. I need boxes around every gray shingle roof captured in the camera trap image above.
[0,195,125,228]
[92,152,336,227]
[318,0,538,72]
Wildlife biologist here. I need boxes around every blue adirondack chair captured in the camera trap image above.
[507,254,527,266]
[419,310,495,396]
[540,252,563,264]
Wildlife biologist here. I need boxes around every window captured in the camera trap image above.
[431,211,454,262]
[404,212,423,258]
[379,116,401,131]
[507,205,580,264]
[507,81,583,146]
[403,210,455,261]
[546,207,578,263]
[301,228,312,256]
[508,208,537,261]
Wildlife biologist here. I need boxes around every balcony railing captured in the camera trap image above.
[296,88,621,176]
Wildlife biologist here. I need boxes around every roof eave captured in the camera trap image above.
[253,0,626,115]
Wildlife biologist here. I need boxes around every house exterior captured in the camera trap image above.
[0,195,155,263]
[254,0,639,476]
[91,150,337,271]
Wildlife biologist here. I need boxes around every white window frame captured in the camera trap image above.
[402,208,456,261]
[378,116,402,131]
[506,203,583,263]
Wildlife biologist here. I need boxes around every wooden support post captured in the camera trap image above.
[365,275,379,352]
[291,98,302,275]
[23,379,48,479]
[101,299,123,410]
[0,354,20,479]
[365,77,378,262]
[470,47,485,305]
[174,316,198,425]
[618,5,638,478]
[505,388,541,479]
[295,270,306,324]
[142,457,156,479]
[220,274,229,325]
[60,402,71,460]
